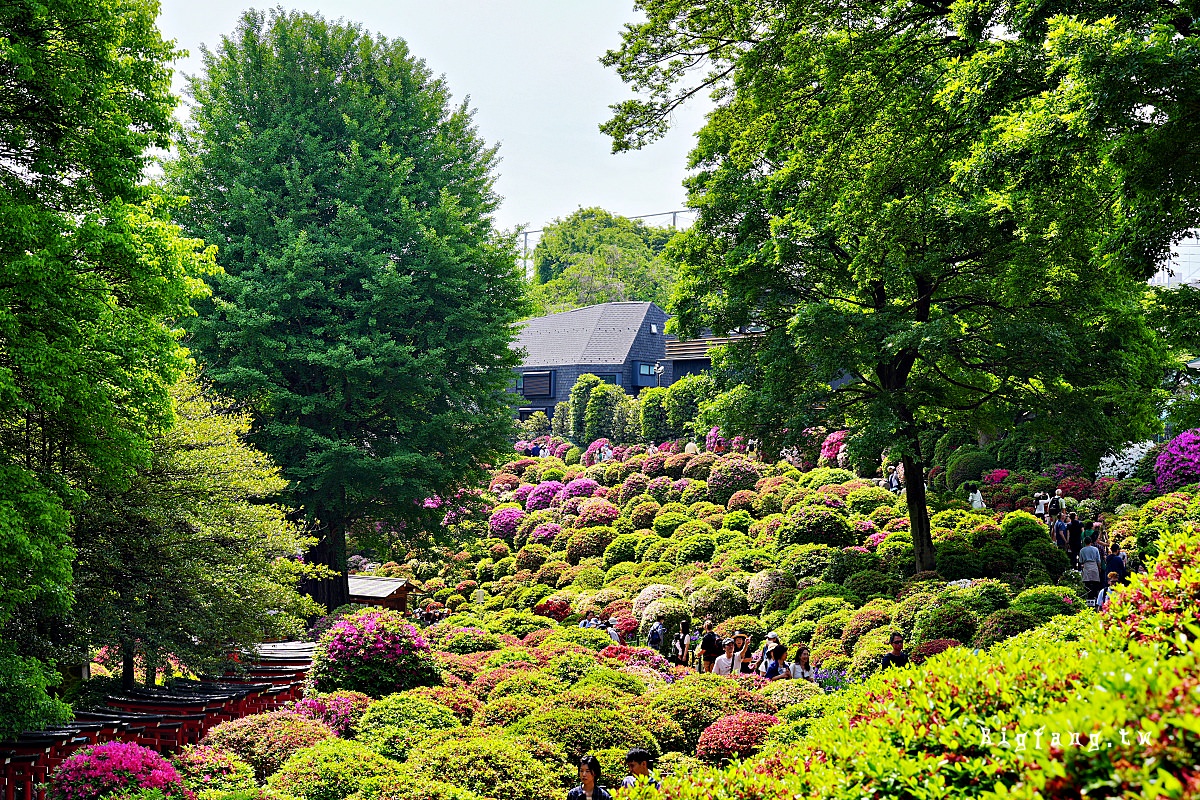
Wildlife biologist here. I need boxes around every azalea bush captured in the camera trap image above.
[51,742,191,800]
[694,712,780,763]
[309,608,439,696]
[266,739,400,800]
[1154,428,1200,492]
[291,691,372,737]
[201,711,333,781]
[172,744,257,794]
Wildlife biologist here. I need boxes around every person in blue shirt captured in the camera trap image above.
[567,755,613,800]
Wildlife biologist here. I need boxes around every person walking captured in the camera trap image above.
[646,614,667,656]
[1047,489,1064,520]
[696,619,722,673]
[605,617,625,646]
[790,645,817,681]
[885,466,901,494]
[1078,535,1105,600]
[881,632,909,669]
[1067,512,1084,561]
[621,749,661,791]
[670,622,692,668]
[1105,543,1128,585]
[968,484,986,510]
[567,755,613,800]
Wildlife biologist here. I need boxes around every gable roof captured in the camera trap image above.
[515,302,664,368]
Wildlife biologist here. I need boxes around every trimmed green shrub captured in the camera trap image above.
[1010,584,1086,623]
[511,708,660,760]
[403,735,559,800]
[777,543,837,580]
[540,626,614,652]
[780,506,854,548]
[602,534,641,569]
[946,447,997,490]
[676,534,717,564]
[687,581,749,622]
[653,511,689,538]
[933,540,983,580]
[972,608,1041,649]
[1001,511,1048,553]
[357,695,460,761]
[844,570,901,600]
[821,548,881,584]
[266,739,400,800]
[1019,539,1070,580]
[846,486,895,515]
[913,601,979,645]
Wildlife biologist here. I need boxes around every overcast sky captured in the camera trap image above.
[157,1,708,236]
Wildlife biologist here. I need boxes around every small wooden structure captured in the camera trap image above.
[348,575,415,613]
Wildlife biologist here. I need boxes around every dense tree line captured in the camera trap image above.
[0,2,526,735]
[602,0,1200,572]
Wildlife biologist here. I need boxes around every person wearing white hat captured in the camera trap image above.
[605,617,624,646]
[753,631,780,675]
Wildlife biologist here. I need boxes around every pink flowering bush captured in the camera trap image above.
[172,745,256,794]
[601,645,669,671]
[488,506,524,539]
[525,480,565,511]
[489,472,521,493]
[562,477,601,500]
[983,468,1009,485]
[1104,525,1200,654]
[201,711,333,781]
[583,438,612,466]
[1057,476,1092,500]
[577,498,620,528]
[1154,428,1200,492]
[529,522,561,544]
[695,712,780,763]
[309,608,439,696]
[707,457,761,505]
[291,691,372,737]
[820,430,849,463]
[51,742,192,800]
[511,484,535,507]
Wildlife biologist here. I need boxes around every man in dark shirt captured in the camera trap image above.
[881,632,909,670]
[1067,513,1085,563]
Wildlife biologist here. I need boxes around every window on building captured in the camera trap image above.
[650,323,659,334]
[597,373,621,386]
[522,371,554,397]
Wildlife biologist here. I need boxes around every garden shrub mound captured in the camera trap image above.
[172,744,258,794]
[267,739,400,800]
[201,710,334,781]
[51,742,191,800]
[311,442,1200,798]
[309,608,439,697]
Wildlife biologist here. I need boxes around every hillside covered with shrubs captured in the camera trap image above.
[49,436,1200,800]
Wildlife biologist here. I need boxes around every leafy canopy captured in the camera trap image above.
[167,9,528,606]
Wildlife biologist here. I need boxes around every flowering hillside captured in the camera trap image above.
[54,441,1193,800]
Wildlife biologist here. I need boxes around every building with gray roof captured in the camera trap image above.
[511,301,671,420]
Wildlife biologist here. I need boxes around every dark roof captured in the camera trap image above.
[515,302,663,368]
[348,575,411,599]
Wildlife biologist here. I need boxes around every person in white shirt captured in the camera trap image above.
[968,484,986,510]
[790,645,817,681]
[605,617,624,645]
[712,636,750,676]
[684,440,700,455]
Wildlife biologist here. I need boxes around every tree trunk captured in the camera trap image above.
[302,517,350,612]
[121,643,136,691]
[903,454,936,573]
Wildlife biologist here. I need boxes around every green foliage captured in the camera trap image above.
[1010,585,1086,624]
[687,581,749,622]
[0,0,220,729]
[973,608,1040,650]
[569,375,604,444]
[664,374,715,440]
[780,508,854,548]
[601,0,1171,582]
[512,708,659,760]
[913,601,978,645]
[639,387,673,443]
[267,739,399,800]
[584,382,627,444]
[528,207,676,312]
[168,9,526,605]
[1001,512,1048,553]
[357,694,460,761]
[71,374,321,685]
[933,541,983,581]
[945,448,997,491]
[402,735,559,800]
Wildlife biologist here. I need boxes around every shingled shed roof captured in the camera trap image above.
[348,575,411,599]
[515,302,663,367]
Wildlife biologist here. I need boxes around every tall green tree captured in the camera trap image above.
[603,1,1169,571]
[529,207,677,313]
[0,0,214,735]
[71,373,322,688]
[168,10,527,609]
